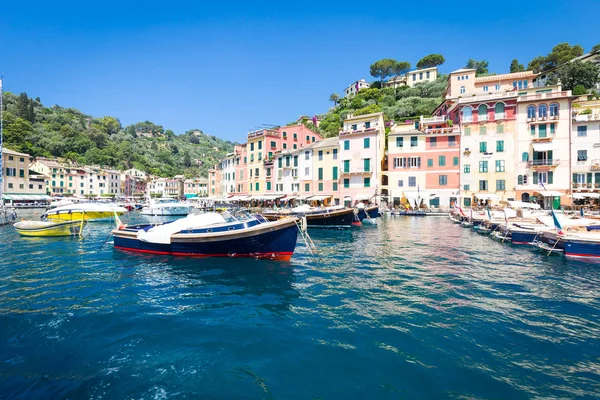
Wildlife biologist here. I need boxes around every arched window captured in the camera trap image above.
[521,193,530,202]
[460,86,466,94]
[478,104,488,121]
[527,105,536,119]
[522,152,529,162]
[539,104,547,118]
[463,107,472,122]
[495,103,505,118]
[549,103,559,117]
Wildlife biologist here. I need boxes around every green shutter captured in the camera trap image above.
[573,173,578,183]
[453,157,459,166]
[364,159,370,172]
[318,168,323,180]
[595,173,600,186]
[518,175,523,185]
[533,172,538,184]
[480,142,486,153]
[548,171,553,184]
[333,166,338,180]
[539,124,547,138]
[588,173,593,184]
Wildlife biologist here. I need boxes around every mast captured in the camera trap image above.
[0,76,4,211]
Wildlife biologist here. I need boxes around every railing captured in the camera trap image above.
[574,113,600,122]
[518,91,569,102]
[421,116,446,124]
[527,159,560,167]
[457,91,517,104]
[340,127,378,136]
[425,127,455,134]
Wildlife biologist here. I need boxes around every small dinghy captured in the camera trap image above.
[14,220,87,237]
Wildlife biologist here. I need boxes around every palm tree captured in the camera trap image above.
[329,93,340,106]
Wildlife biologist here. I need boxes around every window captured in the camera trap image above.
[270,141,277,149]
[344,140,350,150]
[495,160,505,172]
[426,71,430,78]
[539,104,547,118]
[449,136,456,147]
[430,137,437,147]
[479,180,488,191]
[250,142,255,151]
[364,138,370,149]
[398,180,404,187]
[293,144,297,150]
[549,103,559,117]
[497,124,504,134]
[483,86,489,92]
[410,136,418,147]
[365,121,371,129]
[495,84,500,90]
[317,167,323,180]
[333,182,338,191]
[460,86,466,94]
[278,158,282,168]
[439,175,448,185]
[333,166,338,180]
[19,169,25,178]
[419,72,423,80]
[393,158,402,168]
[8,183,13,189]
[479,126,487,135]
[333,149,338,159]
[363,158,371,172]
[258,141,262,150]
[527,105,536,119]
[408,177,416,187]
[578,126,587,137]
[351,124,357,131]
[463,107,472,122]
[318,182,323,192]
[479,161,488,172]
[305,151,310,160]
[464,184,470,191]
[305,167,309,176]
[306,135,310,142]
[428,159,433,167]
[6,168,16,176]
[255,182,259,191]
[343,160,350,173]
[305,183,310,191]
[408,157,421,168]
[479,142,487,153]
[266,181,272,191]
[464,164,471,174]
[550,123,555,134]
[539,124,547,138]
[518,175,524,185]
[496,180,506,191]
[578,150,588,161]
[478,104,488,121]
[258,152,262,160]
[286,157,291,167]
[344,179,350,188]
[294,155,298,167]
[413,74,417,81]
[495,103,505,118]
[438,155,446,166]
[464,127,471,136]
[530,125,535,135]
[496,140,504,152]
[396,137,403,147]
[318,150,323,161]
[453,157,459,166]
[364,177,371,187]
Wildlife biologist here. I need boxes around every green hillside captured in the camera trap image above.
[1,92,236,177]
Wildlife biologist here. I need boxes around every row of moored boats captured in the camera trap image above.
[450,202,600,259]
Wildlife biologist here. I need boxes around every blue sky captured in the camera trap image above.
[1,1,598,142]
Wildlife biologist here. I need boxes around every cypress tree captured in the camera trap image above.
[28,100,35,123]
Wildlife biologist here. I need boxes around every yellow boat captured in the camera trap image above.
[14,220,87,237]
[44,203,127,221]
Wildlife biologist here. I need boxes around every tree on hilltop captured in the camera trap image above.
[370,58,397,88]
[527,42,584,72]
[329,93,340,106]
[510,59,525,73]
[592,44,600,54]
[557,60,600,91]
[465,59,489,76]
[416,54,445,69]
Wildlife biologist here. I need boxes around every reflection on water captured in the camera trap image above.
[0,214,599,398]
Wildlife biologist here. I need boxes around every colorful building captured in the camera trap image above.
[338,112,385,206]
[570,99,600,201]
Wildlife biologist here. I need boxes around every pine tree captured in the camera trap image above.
[27,100,35,123]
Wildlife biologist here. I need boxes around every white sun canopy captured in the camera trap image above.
[532,142,555,152]
[535,191,564,197]
[307,195,332,201]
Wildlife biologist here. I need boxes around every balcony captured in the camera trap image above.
[263,159,274,166]
[424,127,456,135]
[456,91,518,104]
[574,113,600,122]
[340,169,372,176]
[527,159,560,168]
[340,127,378,136]
[518,91,569,102]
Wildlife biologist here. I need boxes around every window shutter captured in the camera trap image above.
[518,175,523,185]
[548,171,553,184]
[548,150,553,161]
[573,173,578,183]
[533,172,538,184]
[587,173,593,184]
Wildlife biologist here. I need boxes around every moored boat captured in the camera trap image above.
[112,211,300,260]
[262,205,354,229]
[43,202,127,221]
[14,219,87,237]
[140,198,192,216]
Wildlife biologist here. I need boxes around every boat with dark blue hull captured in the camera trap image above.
[561,233,600,259]
[112,211,300,261]
[262,206,354,229]
[356,205,380,221]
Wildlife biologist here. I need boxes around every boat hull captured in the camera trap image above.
[563,237,600,259]
[263,208,354,229]
[14,220,86,237]
[113,218,299,260]
[509,229,539,245]
[140,207,191,216]
[356,206,379,221]
[46,210,124,222]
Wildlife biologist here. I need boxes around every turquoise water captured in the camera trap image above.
[1,214,599,399]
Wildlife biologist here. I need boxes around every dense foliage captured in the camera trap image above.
[316,76,447,138]
[1,92,236,177]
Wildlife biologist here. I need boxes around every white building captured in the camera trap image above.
[571,99,600,198]
[344,79,370,97]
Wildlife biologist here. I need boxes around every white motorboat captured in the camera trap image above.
[140,198,192,216]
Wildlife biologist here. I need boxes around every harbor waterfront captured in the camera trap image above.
[1,215,599,398]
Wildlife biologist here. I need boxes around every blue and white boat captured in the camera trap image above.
[112,211,299,260]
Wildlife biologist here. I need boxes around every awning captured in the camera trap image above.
[354,193,377,201]
[307,195,332,201]
[184,193,198,199]
[571,193,600,199]
[250,194,285,200]
[297,195,313,200]
[506,200,541,209]
[281,195,296,201]
[228,195,251,201]
[535,191,564,197]
[473,193,499,201]
[532,142,555,152]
